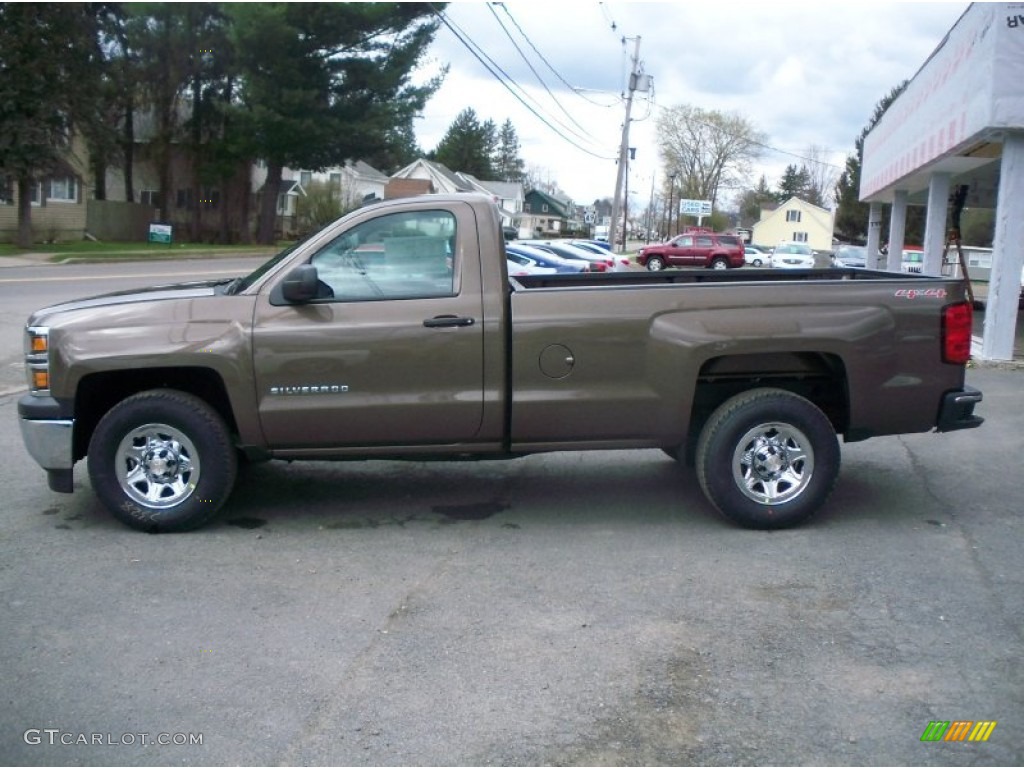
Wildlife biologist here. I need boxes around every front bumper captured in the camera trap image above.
[18,395,75,492]
[936,386,984,432]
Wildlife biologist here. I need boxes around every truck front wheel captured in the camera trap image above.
[645,256,665,271]
[87,389,238,532]
[695,388,839,529]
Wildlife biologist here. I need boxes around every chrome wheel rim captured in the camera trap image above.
[732,422,813,505]
[116,423,200,508]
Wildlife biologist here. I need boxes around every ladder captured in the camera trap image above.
[941,227,975,307]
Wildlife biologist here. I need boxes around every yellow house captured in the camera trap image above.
[751,196,834,251]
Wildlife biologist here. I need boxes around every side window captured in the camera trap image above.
[311,209,457,301]
[696,236,714,247]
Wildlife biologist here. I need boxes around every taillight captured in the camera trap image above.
[942,301,973,364]
[592,262,607,272]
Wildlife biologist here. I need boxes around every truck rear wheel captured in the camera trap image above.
[695,388,839,529]
[87,389,238,532]
[709,257,730,269]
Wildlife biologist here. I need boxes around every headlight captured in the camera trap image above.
[25,326,50,395]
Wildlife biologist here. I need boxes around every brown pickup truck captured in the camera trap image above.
[19,193,983,532]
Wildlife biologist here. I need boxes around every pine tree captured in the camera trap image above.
[493,119,525,183]
[228,3,444,244]
[433,108,496,179]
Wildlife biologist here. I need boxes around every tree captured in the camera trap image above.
[801,144,839,208]
[228,3,444,244]
[737,175,778,228]
[493,119,525,183]
[833,82,907,242]
[0,4,105,246]
[777,164,811,201]
[657,104,767,208]
[432,108,497,179]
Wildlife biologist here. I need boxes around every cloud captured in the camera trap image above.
[418,1,969,205]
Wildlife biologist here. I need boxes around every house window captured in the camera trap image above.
[0,177,12,205]
[524,203,531,212]
[28,181,44,206]
[785,210,801,222]
[176,189,193,210]
[792,232,808,242]
[140,190,161,208]
[329,173,341,189]
[542,204,549,213]
[48,176,77,202]
[300,171,312,187]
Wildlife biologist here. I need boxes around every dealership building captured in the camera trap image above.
[860,2,1024,361]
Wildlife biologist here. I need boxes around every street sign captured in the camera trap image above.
[679,199,712,217]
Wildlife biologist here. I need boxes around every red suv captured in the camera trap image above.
[637,233,745,270]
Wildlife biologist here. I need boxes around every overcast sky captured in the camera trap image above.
[412,1,970,207]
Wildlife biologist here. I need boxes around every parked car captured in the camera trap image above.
[506,256,556,277]
[772,241,816,269]
[568,240,632,270]
[744,245,771,267]
[636,232,745,271]
[521,240,626,272]
[832,244,868,269]
[571,238,613,253]
[901,248,925,273]
[506,243,589,273]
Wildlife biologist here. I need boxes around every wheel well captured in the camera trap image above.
[683,352,848,464]
[73,367,238,462]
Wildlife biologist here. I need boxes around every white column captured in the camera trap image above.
[866,203,883,269]
[981,131,1024,361]
[886,190,908,272]
[923,172,951,276]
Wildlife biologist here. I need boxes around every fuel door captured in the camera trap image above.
[539,343,575,379]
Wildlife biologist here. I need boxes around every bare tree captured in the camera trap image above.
[657,104,767,208]
[802,144,840,208]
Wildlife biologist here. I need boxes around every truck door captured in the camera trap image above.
[667,235,693,267]
[251,205,486,448]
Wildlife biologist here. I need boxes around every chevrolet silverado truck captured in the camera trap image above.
[19,193,983,532]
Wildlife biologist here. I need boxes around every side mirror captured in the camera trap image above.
[281,265,319,303]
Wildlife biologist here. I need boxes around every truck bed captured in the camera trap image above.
[515,267,941,289]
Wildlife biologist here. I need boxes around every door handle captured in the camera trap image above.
[423,315,475,328]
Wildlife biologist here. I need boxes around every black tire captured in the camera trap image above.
[695,388,839,529]
[752,258,763,267]
[87,389,238,532]
[646,256,665,271]
[709,257,730,270]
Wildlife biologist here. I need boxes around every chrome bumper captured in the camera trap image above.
[19,418,75,492]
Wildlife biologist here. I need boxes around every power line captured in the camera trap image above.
[495,3,619,110]
[485,4,596,140]
[431,5,615,161]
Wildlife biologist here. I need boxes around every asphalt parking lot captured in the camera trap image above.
[1,362,1021,766]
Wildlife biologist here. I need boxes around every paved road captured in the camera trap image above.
[0,260,1021,766]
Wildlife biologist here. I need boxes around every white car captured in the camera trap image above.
[744,245,771,267]
[506,253,557,277]
[772,242,816,269]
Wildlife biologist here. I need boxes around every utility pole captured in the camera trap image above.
[609,36,642,253]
